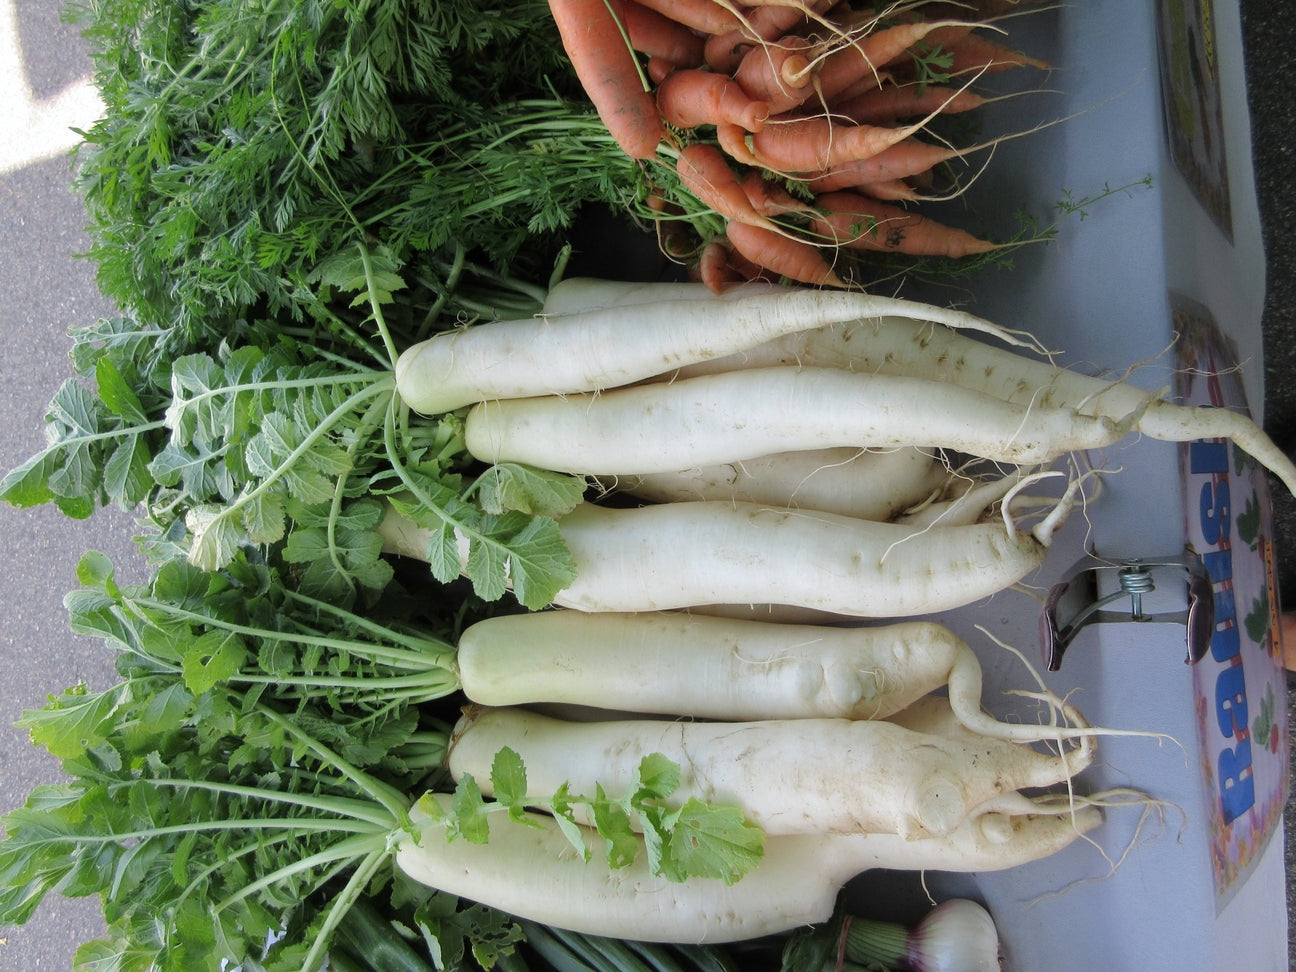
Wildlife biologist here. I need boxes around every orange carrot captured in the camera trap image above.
[631,0,746,35]
[734,36,815,114]
[809,190,1000,258]
[657,69,772,132]
[810,20,974,104]
[852,179,925,202]
[750,114,928,172]
[704,31,754,75]
[646,55,676,85]
[696,239,749,292]
[646,189,695,258]
[611,0,706,68]
[705,0,833,72]
[676,142,778,230]
[739,171,818,218]
[941,31,1051,75]
[548,0,666,159]
[725,219,847,288]
[715,122,762,167]
[745,0,835,35]
[801,137,963,191]
[832,83,987,125]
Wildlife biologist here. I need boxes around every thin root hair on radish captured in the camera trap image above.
[974,625,1187,752]
[1023,788,1187,901]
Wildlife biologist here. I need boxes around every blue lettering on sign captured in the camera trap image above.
[1199,479,1229,545]
[1188,440,1253,825]
[1215,662,1248,737]
[1219,739,1255,825]
[1190,440,1229,476]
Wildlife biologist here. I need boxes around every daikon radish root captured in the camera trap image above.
[462,366,1132,475]
[598,445,948,520]
[396,793,1102,944]
[456,611,1089,738]
[447,705,1094,839]
[669,313,1296,496]
[894,464,1045,530]
[394,287,1034,415]
[378,497,1073,618]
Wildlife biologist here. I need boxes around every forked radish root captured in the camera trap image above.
[396,793,1103,944]
[447,705,1095,840]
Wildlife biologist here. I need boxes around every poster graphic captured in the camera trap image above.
[1155,0,1232,238]
[1174,298,1287,910]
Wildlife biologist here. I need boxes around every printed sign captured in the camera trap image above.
[1175,299,1287,910]
[1155,0,1232,238]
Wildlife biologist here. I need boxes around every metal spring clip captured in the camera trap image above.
[1039,550,1214,672]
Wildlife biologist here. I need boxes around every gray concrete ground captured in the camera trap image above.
[0,6,139,968]
[0,1,1292,970]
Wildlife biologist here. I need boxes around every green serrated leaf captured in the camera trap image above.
[96,356,149,425]
[633,752,681,802]
[422,519,465,585]
[474,463,585,517]
[103,433,154,507]
[549,809,592,863]
[141,681,196,736]
[660,799,765,885]
[452,775,491,844]
[0,449,58,508]
[76,550,119,594]
[186,506,244,571]
[464,532,509,603]
[500,514,576,610]
[590,784,640,870]
[16,685,123,759]
[181,630,248,694]
[54,494,96,519]
[489,746,528,812]
[241,488,287,545]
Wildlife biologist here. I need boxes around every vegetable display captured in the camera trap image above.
[2,1,1291,970]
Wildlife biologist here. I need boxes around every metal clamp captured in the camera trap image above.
[1039,550,1214,671]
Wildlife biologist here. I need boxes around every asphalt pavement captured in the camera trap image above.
[0,1,1292,970]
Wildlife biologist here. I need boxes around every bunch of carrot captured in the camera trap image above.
[547,0,1054,290]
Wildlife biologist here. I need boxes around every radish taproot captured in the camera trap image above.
[396,793,1102,944]
[378,495,1075,617]
[667,313,1296,497]
[457,610,1102,744]
[447,705,1093,839]
[461,366,1131,475]
[597,445,948,520]
[393,287,1031,415]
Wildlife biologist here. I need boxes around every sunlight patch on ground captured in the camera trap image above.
[0,0,101,175]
